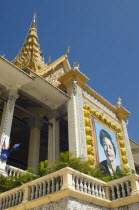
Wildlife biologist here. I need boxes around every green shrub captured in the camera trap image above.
[0,169,39,193]
[0,151,134,193]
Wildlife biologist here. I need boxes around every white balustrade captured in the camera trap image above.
[110,180,131,200]
[6,164,24,177]
[0,167,139,209]
[107,174,139,200]
[0,190,23,210]
[30,175,62,201]
[72,173,106,199]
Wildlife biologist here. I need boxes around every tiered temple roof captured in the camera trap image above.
[12,13,71,87]
[12,13,45,74]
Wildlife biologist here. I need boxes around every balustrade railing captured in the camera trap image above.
[30,175,62,200]
[0,167,139,210]
[107,173,139,200]
[72,173,106,199]
[6,165,24,177]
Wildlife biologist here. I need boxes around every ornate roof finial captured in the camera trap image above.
[31,11,37,28]
[73,62,80,71]
[65,45,70,57]
[47,56,51,65]
[116,97,122,109]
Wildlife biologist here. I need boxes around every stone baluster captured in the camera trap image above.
[5,197,8,209]
[83,179,87,193]
[8,196,11,206]
[125,181,131,196]
[14,193,17,205]
[30,185,35,200]
[47,179,51,194]
[98,185,102,198]
[79,177,83,192]
[38,183,42,197]
[6,196,9,208]
[111,186,115,200]
[35,184,39,199]
[9,169,13,176]
[72,175,75,188]
[95,184,98,197]
[19,190,23,203]
[91,182,95,195]
[15,192,19,205]
[56,177,60,192]
[1,198,3,209]
[59,176,62,190]
[17,171,20,177]
[8,194,12,208]
[75,176,79,190]
[42,181,46,196]
[8,196,10,207]
[51,177,55,193]
[1,199,3,210]
[12,170,14,176]
[12,193,15,206]
[0,198,2,210]
[13,170,16,176]
[116,184,120,199]
[121,182,126,198]
[102,186,106,199]
[2,197,5,209]
[87,181,91,194]
[4,197,6,209]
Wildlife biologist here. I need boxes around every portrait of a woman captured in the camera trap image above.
[99,129,120,175]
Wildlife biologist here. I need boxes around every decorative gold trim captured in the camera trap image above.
[83,95,120,123]
[82,85,130,120]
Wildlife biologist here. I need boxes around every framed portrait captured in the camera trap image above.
[92,119,121,176]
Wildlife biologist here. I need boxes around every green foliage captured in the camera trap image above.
[39,160,54,176]
[0,169,39,193]
[53,151,92,173]
[38,152,134,182]
[102,167,134,182]
[0,152,134,193]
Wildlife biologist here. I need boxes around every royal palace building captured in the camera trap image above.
[0,14,139,210]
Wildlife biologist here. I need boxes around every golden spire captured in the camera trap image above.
[12,12,45,74]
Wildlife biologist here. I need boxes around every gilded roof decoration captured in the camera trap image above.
[12,13,45,74]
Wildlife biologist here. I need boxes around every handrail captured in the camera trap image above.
[0,167,139,210]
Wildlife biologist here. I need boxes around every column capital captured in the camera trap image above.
[116,107,130,121]
[27,118,43,129]
[58,69,89,90]
[4,89,19,101]
[47,110,60,121]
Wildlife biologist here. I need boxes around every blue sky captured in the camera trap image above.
[0,0,139,143]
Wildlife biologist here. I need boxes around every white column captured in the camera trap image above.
[0,90,18,176]
[67,83,87,159]
[28,119,42,173]
[121,120,135,171]
[67,87,79,157]
[48,118,59,162]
